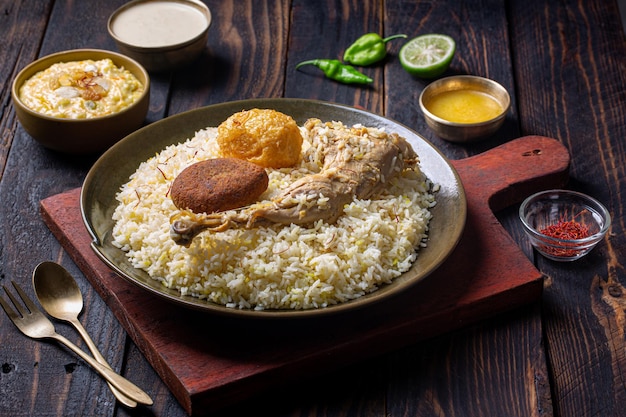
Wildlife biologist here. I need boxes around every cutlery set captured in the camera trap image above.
[0,262,152,407]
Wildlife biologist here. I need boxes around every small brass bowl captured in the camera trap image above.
[419,75,510,143]
[11,49,150,154]
[108,0,212,72]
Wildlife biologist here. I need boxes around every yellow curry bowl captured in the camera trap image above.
[419,75,510,143]
[11,49,150,155]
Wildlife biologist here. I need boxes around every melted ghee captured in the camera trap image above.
[426,89,503,124]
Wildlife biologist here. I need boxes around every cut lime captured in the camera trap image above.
[399,34,456,78]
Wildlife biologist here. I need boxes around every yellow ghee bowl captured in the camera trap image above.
[419,75,510,143]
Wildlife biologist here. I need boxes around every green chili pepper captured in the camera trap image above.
[295,59,373,84]
[343,33,407,66]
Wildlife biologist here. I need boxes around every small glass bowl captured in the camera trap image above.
[519,189,611,262]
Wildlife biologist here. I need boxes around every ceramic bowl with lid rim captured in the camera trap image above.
[11,48,150,155]
[419,75,510,143]
[107,0,212,72]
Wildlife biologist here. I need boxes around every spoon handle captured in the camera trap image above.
[50,332,153,406]
[70,318,141,407]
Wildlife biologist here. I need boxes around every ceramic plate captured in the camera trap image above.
[81,98,466,318]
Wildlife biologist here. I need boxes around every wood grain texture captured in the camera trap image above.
[168,0,291,113]
[509,1,626,416]
[0,2,163,417]
[384,0,521,159]
[387,303,551,417]
[0,0,53,179]
[286,0,383,111]
[39,135,567,415]
[2,0,624,416]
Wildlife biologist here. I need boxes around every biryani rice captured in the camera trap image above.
[111,121,436,310]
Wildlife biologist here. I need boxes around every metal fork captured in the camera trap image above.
[0,281,153,406]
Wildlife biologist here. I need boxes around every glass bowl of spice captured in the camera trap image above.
[519,189,611,262]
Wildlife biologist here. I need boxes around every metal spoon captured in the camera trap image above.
[32,261,151,407]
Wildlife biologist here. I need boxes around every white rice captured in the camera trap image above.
[111,121,436,310]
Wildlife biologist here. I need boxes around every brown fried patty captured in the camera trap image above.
[171,158,269,214]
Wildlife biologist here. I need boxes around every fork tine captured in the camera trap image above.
[3,284,30,318]
[11,281,40,314]
[2,282,152,405]
[0,289,20,321]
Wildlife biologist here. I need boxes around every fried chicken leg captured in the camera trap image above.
[170,118,419,246]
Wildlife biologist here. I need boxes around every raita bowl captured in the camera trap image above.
[108,0,212,72]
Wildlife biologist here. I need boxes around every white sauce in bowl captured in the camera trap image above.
[110,1,209,48]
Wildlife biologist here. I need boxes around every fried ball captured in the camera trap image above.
[171,158,268,214]
[217,108,303,168]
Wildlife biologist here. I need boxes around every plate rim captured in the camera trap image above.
[81,98,467,319]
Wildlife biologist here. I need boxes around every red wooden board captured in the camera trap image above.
[40,136,569,415]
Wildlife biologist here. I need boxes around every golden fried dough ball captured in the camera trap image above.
[171,158,268,214]
[217,108,303,168]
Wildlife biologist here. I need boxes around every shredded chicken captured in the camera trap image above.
[170,118,419,246]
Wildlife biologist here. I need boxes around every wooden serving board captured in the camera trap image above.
[40,136,569,416]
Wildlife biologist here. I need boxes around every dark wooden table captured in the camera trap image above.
[1,1,625,416]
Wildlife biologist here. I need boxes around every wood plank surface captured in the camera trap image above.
[0,0,624,416]
[509,1,626,416]
[0,0,53,177]
[39,135,568,415]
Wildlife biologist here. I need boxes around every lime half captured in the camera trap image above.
[399,34,456,78]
